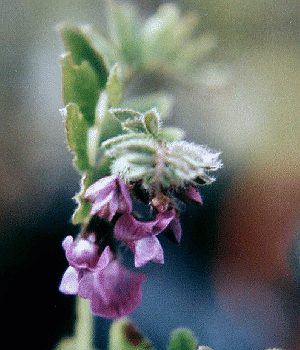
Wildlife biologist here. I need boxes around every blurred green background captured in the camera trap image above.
[1,0,300,349]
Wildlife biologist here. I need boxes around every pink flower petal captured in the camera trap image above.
[96,246,114,270]
[84,175,118,201]
[114,214,155,241]
[153,210,176,234]
[91,261,146,319]
[117,178,133,214]
[84,175,132,221]
[134,236,164,267]
[62,235,74,251]
[89,192,115,218]
[114,210,175,241]
[78,272,94,299]
[63,235,99,270]
[59,267,79,294]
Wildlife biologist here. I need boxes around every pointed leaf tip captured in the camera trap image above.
[58,22,109,89]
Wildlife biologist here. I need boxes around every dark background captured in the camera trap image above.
[1,0,300,349]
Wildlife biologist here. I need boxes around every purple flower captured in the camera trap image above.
[62,234,99,270]
[80,250,146,318]
[59,235,100,295]
[59,236,146,319]
[114,210,176,267]
[84,175,132,221]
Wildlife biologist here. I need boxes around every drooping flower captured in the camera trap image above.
[80,250,146,318]
[84,174,132,221]
[114,210,177,267]
[59,236,146,319]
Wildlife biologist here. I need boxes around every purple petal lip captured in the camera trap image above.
[114,210,175,241]
[114,210,177,267]
[133,236,164,267]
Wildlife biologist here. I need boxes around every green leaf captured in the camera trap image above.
[158,127,185,142]
[58,22,109,89]
[167,328,198,350]
[110,108,143,122]
[87,126,101,167]
[109,108,147,133]
[63,103,90,171]
[72,157,112,225]
[95,93,123,143]
[141,3,180,66]
[106,63,123,107]
[123,119,147,133]
[80,25,118,69]
[72,172,93,225]
[108,3,142,67]
[144,110,159,136]
[60,52,101,125]
[101,133,150,150]
[109,318,154,350]
[121,93,174,120]
[174,34,217,71]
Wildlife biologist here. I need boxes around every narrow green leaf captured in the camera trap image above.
[106,63,123,107]
[109,318,154,350]
[63,103,90,171]
[58,22,109,89]
[167,328,198,350]
[60,52,100,125]
[121,93,174,120]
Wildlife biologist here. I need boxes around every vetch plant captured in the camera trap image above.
[56,1,284,349]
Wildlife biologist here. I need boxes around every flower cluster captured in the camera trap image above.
[60,174,204,318]
[58,2,222,320]
[59,234,145,318]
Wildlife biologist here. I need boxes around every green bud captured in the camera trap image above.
[167,328,198,350]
